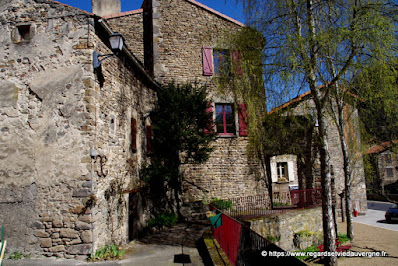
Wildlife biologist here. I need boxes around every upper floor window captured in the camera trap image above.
[213,49,230,76]
[215,104,235,135]
[202,47,242,76]
[277,162,288,182]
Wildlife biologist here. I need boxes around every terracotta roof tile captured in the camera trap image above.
[366,141,398,154]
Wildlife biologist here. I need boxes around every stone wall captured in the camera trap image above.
[105,9,144,63]
[0,0,156,258]
[246,207,323,251]
[137,0,267,202]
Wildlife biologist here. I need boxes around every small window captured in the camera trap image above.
[277,162,288,181]
[109,115,115,133]
[386,168,394,177]
[215,103,235,135]
[17,24,31,42]
[213,49,231,76]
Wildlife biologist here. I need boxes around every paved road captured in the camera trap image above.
[353,200,398,232]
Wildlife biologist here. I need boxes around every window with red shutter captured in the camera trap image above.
[238,103,249,136]
[202,47,213,76]
[131,117,137,152]
[204,103,214,134]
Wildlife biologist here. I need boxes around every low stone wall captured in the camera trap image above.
[245,207,323,251]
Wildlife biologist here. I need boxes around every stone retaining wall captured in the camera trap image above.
[246,207,323,251]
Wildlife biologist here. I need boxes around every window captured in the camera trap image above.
[213,49,230,76]
[277,162,288,181]
[202,47,242,76]
[215,104,235,135]
[386,168,394,177]
[17,25,31,41]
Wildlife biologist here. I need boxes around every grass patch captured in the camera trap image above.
[89,244,125,261]
[8,251,30,260]
[294,245,319,261]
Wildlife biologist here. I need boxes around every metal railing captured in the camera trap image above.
[209,205,306,266]
[213,189,322,219]
[273,188,322,209]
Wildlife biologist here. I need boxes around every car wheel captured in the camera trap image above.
[386,216,392,223]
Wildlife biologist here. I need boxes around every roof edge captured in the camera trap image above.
[185,0,245,27]
[102,9,143,19]
[269,91,312,114]
[45,0,93,16]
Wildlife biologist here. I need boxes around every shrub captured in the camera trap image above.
[337,233,350,243]
[211,198,233,210]
[295,245,319,261]
[147,212,178,229]
[89,244,125,261]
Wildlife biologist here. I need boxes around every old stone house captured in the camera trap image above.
[270,91,368,214]
[103,0,268,204]
[366,141,398,194]
[0,0,158,258]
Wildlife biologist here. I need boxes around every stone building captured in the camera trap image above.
[0,0,158,258]
[366,141,398,193]
[104,0,268,204]
[270,91,368,213]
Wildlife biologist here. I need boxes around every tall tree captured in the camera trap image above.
[226,1,397,265]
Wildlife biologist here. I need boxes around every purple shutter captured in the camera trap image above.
[202,47,213,76]
[131,117,137,151]
[238,103,248,136]
[204,103,214,134]
[232,50,242,76]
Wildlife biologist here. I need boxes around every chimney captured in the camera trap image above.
[91,0,121,17]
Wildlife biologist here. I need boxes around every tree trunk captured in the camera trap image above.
[306,0,337,264]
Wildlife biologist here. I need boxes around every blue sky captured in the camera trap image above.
[57,0,245,23]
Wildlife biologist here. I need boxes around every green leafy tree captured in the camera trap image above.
[141,82,216,219]
[221,1,397,264]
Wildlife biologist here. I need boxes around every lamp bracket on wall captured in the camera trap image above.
[92,32,124,69]
[93,51,115,69]
[94,154,108,177]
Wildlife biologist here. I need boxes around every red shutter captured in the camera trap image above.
[146,125,152,153]
[204,103,214,134]
[232,50,242,76]
[202,46,213,76]
[131,117,137,151]
[238,103,249,136]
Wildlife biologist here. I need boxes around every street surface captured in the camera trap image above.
[353,200,398,231]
